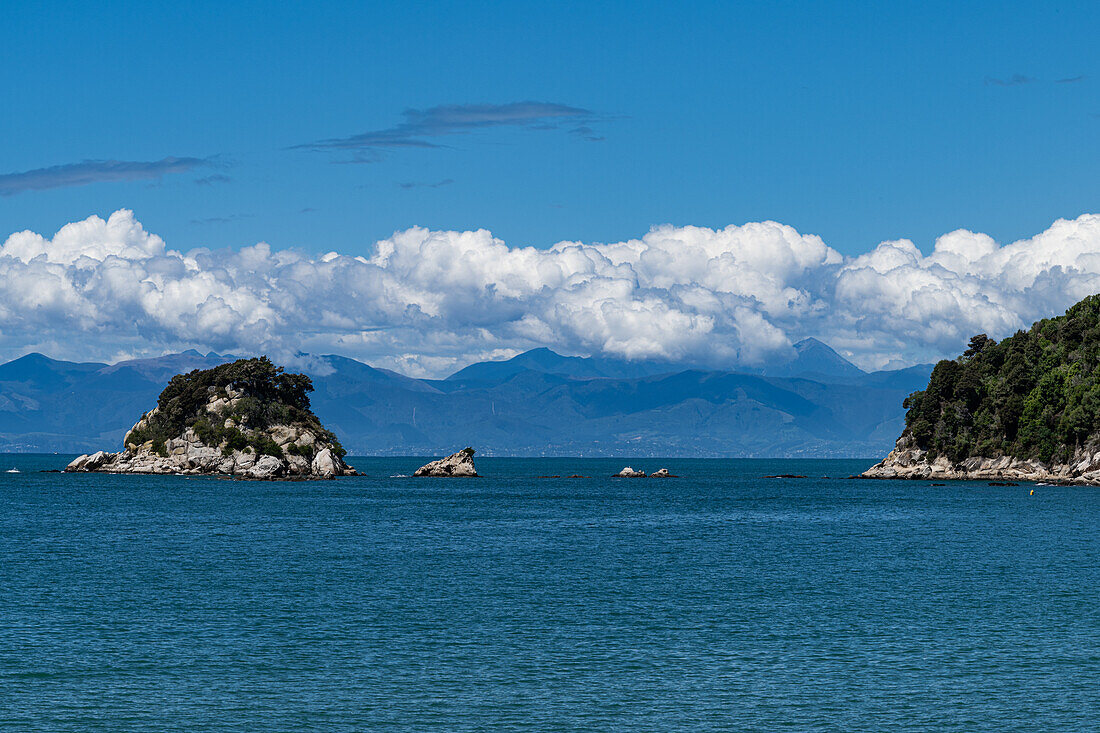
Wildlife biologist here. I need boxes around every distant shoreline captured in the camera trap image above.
[0,452,884,460]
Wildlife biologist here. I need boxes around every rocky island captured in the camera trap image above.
[865,295,1100,484]
[65,357,356,479]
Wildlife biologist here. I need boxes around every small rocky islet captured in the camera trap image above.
[65,357,356,479]
[414,448,479,477]
[865,294,1100,485]
[612,466,676,478]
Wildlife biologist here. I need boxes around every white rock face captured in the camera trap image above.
[650,468,672,478]
[614,466,646,477]
[64,390,357,480]
[286,455,311,475]
[311,448,348,478]
[414,449,479,477]
[862,432,1099,484]
[247,455,284,479]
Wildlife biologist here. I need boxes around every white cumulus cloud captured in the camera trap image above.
[2,209,1100,376]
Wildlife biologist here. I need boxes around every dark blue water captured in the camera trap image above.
[1,455,1098,731]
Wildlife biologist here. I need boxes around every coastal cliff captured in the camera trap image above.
[66,357,356,479]
[864,295,1100,484]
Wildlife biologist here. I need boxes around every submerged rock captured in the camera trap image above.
[64,357,357,480]
[414,448,479,477]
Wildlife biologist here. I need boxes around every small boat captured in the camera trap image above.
[5,468,19,473]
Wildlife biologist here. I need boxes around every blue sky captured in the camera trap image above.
[1,1,1100,375]
[2,0,1097,256]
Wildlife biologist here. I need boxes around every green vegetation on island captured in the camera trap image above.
[125,356,345,460]
[902,294,1100,464]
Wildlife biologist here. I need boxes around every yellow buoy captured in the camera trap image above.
[1029,489,1034,496]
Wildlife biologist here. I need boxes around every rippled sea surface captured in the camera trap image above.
[1,455,1098,731]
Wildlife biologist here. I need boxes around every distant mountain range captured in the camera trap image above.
[0,340,932,457]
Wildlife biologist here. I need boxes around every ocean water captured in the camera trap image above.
[1,455,1098,732]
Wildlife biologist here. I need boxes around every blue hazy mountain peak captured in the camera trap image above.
[98,351,236,382]
[447,348,610,382]
[0,352,106,371]
[0,352,108,390]
[308,354,441,394]
[764,338,866,380]
[446,347,687,383]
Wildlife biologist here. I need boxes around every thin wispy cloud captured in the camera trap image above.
[398,179,455,190]
[568,125,605,142]
[194,173,232,185]
[0,157,211,196]
[1056,75,1086,84]
[189,213,252,225]
[985,74,1037,87]
[298,101,600,153]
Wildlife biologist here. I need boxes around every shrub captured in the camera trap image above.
[250,435,285,459]
[285,442,313,459]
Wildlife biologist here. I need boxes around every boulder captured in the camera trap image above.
[271,425,298,446]
[414,448,479,477]
[650,468,675,478]
[247,455,285,479]
[286,454,311,475]
[66,450,110,472]
[234,451,258,471]
[311,448,346,478]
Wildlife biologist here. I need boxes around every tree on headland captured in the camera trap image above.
[902,294,1100,464]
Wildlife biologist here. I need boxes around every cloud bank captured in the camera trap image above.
[0,158,211,196]
[3,210,1100,376]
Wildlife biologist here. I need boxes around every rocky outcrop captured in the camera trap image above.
[64,358,357,479]
[611,466,678,477]
[66,451,112,473]
[613,466,646,477]
[862,432,1100,484]
[414,448,478,477]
